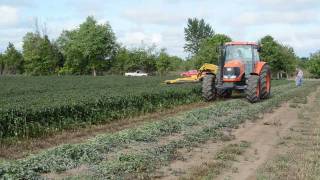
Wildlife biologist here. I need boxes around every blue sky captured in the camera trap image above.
[0,0,319,58]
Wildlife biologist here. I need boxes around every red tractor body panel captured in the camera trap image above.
[253,61,267,75]
[225,42,259,46]
[223,60,245,82]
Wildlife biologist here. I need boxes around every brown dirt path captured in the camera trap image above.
[0,102,210,160]
[216,88,319,180]
[158,89,318,180]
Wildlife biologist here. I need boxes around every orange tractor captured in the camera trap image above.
[202,42,271,103]
[165,41,271,103]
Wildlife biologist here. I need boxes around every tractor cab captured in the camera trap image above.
[220,42,261,83]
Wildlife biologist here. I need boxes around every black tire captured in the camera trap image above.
[245,75,260,103]
[217,89,232,98]
[202,74,216,101]
[260,65,271,99]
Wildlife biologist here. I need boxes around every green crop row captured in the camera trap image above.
[0,76,202,139]
[0,76,289,140]
[0,88,201,139]
[0,81,316,179]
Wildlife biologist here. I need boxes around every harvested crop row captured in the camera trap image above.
[88,82,318,179]
[0,100,250,179]
[0,81,314,179]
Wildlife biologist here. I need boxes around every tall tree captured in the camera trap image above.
[23,32,60,75]
[193,34,232,68]
[0,53,4,75]
[184,18,214,55]
[58,16,117,76]
[111,47,130,74]
[308,51,320,78]
[3,42,24,74]
[259,35,297,78]
[156,49,171,75]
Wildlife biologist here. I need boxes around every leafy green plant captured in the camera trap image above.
[0,75,201,139]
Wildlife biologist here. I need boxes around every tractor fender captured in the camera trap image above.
[250,62,267,76]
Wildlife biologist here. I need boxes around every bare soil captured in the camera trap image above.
[0,102,210,160]
[220,88,319,180]
[157,89,319,180]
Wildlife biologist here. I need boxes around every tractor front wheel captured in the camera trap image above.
[260,65,271,99]
[245,75,260,103]
[202,74,216,101]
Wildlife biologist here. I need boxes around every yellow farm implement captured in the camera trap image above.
[165,63,219,84]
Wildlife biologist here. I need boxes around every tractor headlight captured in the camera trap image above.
[223,67,240,79]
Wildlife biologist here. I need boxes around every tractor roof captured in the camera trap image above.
[225,42,258,46]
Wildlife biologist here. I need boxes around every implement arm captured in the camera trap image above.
[164,63,218,84]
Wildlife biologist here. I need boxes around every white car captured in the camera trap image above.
[125,70,148,77]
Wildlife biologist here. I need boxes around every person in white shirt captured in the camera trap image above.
[295,68,303,86]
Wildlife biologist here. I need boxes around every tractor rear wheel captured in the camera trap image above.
[202,74,216,101]
[217,89,232,98]
[245,75,260,103]
[260,65,271,99]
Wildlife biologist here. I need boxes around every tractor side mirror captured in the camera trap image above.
[216,44,225,53]
[257,46,262,53]
[215,46,220,53]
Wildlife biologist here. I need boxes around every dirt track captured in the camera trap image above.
[158,88,319,180]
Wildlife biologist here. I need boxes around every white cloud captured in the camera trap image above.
[119,31,163,46]
[232,10,318,26]
[122,9,186,26]
[257,0,317,6]
[0,6,19,27]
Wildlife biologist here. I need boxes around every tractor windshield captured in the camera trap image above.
[225,45,253,63]
[225,45,256,76]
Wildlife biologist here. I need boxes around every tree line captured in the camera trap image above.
[182,18,317,78]
[0,16,183,76]
[0,16,319,78]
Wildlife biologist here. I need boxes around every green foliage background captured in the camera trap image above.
[0,16,318,77]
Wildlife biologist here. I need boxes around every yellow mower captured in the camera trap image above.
[165,63,219,84]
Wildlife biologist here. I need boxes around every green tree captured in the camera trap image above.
[58,16,117,76]
[0,53,4,75]
[23,32,60,75]
[3,42,24,74]
[193,34,232,68]
[184,18,214,55]
[308,51,320,78]
[111,47,130,74]
[156,49,171,75]
[112,45,183,75]
[168,56,183,71]
[259,35,297,78]
[128,47,157,73]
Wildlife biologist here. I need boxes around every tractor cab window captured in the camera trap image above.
[225,45,252,63]
[225,45,255,76]
[253,48,260,62]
